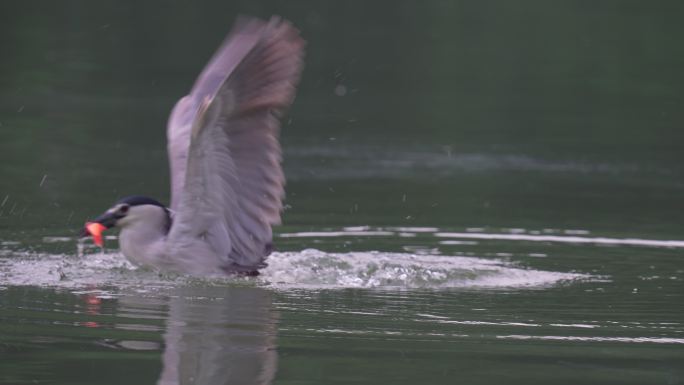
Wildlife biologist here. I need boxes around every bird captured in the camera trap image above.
[80,16,305,276]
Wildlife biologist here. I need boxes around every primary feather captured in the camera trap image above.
[165,16,304,273]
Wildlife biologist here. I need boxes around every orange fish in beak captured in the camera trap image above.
[84,222,107,247]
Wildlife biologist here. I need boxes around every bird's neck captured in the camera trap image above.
[118,209,169,268]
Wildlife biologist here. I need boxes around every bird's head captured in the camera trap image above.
[80,195,169,247]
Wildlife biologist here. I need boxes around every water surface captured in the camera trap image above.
[2,1,684,384]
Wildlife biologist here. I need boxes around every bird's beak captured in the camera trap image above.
[80,212,117,247]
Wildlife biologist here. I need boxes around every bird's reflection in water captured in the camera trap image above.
[119,286,278,385]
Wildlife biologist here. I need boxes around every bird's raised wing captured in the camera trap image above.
[166,17,304,270]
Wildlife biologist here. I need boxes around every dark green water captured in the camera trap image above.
[1,1,683,384]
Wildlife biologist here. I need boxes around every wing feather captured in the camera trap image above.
[166,16,304,270]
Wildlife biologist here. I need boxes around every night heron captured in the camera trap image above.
[81,16,304,276]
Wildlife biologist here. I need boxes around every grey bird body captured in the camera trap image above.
[82,17,304,276]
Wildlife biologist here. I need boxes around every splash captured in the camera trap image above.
[259,249,586,289]
[0,248,586,291]
[0,251,152,290]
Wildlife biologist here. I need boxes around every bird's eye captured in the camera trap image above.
[119,205,130,214]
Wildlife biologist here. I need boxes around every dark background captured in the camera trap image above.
[1,0,683,238]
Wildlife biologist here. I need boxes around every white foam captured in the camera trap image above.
[0,249,587,291]
[259,249,586,289]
